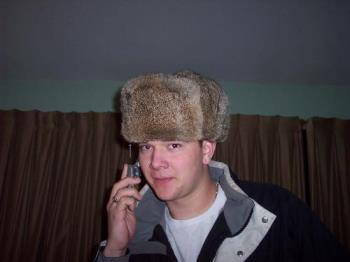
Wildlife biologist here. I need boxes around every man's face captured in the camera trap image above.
[138,140,215,204]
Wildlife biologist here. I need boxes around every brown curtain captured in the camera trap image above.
[0,110,130,261]
[214,114,306,201]
[1,110,349,261]
[306,118,350,251]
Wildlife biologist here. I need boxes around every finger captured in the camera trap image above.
[108,194,138,213]
[109,177,141,199]
[108,182,142,209]
[115,187,143,202]
[115,195,138,212]
[108,174,141,204]
[109,164,128,200]
[121,163,128,179]
[108,186,142,209]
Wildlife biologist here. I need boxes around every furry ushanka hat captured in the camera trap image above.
[120,71,230,143]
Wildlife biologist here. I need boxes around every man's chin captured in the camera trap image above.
[154,192,174,201]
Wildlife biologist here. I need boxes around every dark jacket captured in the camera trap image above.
[97,161,349,261]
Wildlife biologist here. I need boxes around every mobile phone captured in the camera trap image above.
[127,161,141,189]
[127,161,141,178]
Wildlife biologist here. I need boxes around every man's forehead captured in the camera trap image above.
[136,141,205,147]
[138,140,194,144]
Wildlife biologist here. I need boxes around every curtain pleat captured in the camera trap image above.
[306,118,350,251]
[214,114,306,201]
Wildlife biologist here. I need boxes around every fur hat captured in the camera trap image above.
[120,71,230,143]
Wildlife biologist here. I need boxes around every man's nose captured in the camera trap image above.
[149,147,168,169]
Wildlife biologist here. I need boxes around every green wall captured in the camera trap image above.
[1,80,349,119]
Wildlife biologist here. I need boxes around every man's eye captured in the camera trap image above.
[139,144,151,151]
[169,143,182,150]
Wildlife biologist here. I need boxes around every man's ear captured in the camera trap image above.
[202,140,216,165]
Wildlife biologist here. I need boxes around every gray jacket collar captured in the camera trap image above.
[132,161,255,243]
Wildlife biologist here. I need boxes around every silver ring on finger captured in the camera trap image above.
[112,195,120,204]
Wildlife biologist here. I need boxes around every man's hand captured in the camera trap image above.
[103,164,142,257]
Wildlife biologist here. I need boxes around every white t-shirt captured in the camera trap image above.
[164,184,226,262]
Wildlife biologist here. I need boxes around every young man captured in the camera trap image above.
[97,71,349,261]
